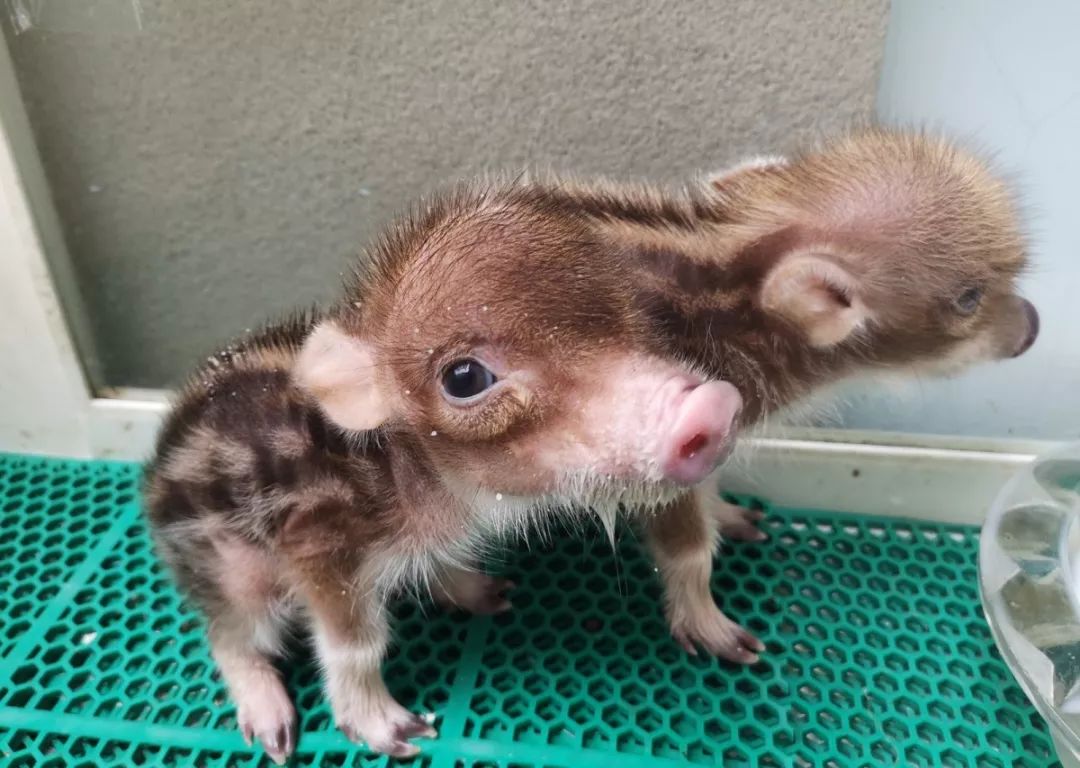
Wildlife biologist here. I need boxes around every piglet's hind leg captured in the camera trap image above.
[694,472,768,542]
[431,566,515,615]
[711,496,768,542]
[213,641,296,765]
[205,537,297,765]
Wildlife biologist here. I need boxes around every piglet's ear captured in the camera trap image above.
[760,252,868,347]
[294,321,391,432]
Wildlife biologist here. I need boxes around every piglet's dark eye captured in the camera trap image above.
[955,286,983,315]
[441,359,497,402]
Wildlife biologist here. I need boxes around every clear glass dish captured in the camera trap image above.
[981,443,1080,767]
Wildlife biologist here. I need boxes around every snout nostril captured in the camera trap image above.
[680,433,708,461]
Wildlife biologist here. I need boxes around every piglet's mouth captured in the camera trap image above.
[557,473,692,513]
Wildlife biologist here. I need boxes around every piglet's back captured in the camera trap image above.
[142,311,362,536]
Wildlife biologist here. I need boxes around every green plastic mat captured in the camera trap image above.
[0,453,1061,767]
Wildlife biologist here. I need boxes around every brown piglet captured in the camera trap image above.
[144,128,1036,762]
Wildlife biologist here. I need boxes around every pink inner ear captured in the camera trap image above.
[761,252,866,347]
[293,322,390,432]
[830,283,853,309]
[807,276,854,316]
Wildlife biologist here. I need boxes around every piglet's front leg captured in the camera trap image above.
[645,490,765,664]
[284,518,435,757]
[310,603,436,758]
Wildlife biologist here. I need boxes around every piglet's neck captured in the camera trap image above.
[529,179,861,423]
[379,434,476,535]
[636,279,852,423]
[614,223,858,423]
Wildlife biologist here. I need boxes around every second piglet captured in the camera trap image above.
[538,128,1036,664]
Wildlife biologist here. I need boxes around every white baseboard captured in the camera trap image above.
[716,437,1038,525]
[87,392,170,462]
[60,391,1051,526]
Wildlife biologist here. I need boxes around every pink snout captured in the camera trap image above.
[659,380,743,485]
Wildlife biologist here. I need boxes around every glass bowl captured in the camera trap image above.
[981,443,1080,767]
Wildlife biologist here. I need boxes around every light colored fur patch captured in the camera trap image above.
[270,427,312,460]
[160,425,219,482]
[292,473,356,511]
[706,155,789,186]
[216,439,258,476]
[236,344,298,372]
[210,534,292,656]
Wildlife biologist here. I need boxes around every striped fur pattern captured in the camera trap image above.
[143,128,1035,760]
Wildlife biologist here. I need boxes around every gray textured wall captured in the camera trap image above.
[4,0,888,388]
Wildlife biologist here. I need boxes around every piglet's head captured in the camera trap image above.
[294,189,741,509]
[712,131,1037,381]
